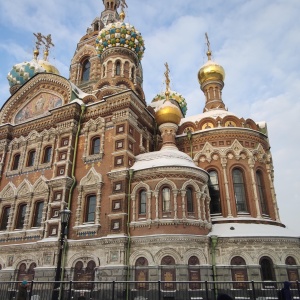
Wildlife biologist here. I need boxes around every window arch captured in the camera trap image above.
[231,256,248,289]
[256,170,268,215]
[91,136,100,155]
[17,262,36,281]
[286,256,299,283]
[232,168,248,213]
[139,189,147,215]
[260,256,276,283]
[208,170,222,214]
[186,187,194,214]
[188,256,200,289]
[135,257,149,290]
[74,260,96,289]
[131,66,135,81]
[0,206,10,231]
[85,195,96,223]
[32,201,44,227]
[43,146,52,164]
[82,59,91,82]
[115,61,121,76]
[102,65,106,78]
[12,153,20,170]
[27,149,36,167]
[161,256,176,290]
[162,187,171,213]
[16,204,27,229]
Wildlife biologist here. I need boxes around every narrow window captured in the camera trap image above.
[12,153,20,170]
[116,61,121,76]
[102,65,106,77]
[91,137,100,155]
[85,195,96,222]
[82,59,91,82]
[256,171,268,215]
[286,256,299,284]
[208,170,222,214]
[260,256,276,284]
[43,146,52,163]
[27,150,36,167]
[131,67,135,81]
[162,187,171,212]
[188,256,200,290]
[0,206,10,231]
[231,256,248,289]
[135,257,149,290]
[32,202,44,227]
[186,187,194,213]
[161,256,176,290]
[139,190,146,215]
[16,204,27,229]
[232,169,248,213]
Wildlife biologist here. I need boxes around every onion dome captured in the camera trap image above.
[198,55,225,86]
[38,50,60,75]
[7,57,46,94]
[152,90,187,117]
[155,98,182,126]
[96,21,145,60]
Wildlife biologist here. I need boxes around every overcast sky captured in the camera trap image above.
[0,0,299,234]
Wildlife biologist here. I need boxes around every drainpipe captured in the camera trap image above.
[187,130,193,158]
[211,235,218,300]
[126,169,134,300]
[59,104,86,297]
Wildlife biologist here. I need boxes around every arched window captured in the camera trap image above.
[16,204,27,229]
[135,257,149,290]
[32,201,44,227]
[0,206,10,231]
[232,169,248,213]
[12,153,20,170]
[231,256,248,289]
[162,187,171,212]
[17,262,36,281]
[186,187,194,214]
[102,65,106,77]
[91,137,100,155]
[82,59,91,82]
[27,149,36,167]
[260,256,276,284]
[256,171,268,215]
[85,195,96,223]
[161,256,176,290]
[139,190,146,215]
[43,146,52,163]
[286,256,299,284]
[116,61,121,76]
[74,260,96,289]
[188,256,200,290]
[131,67,135,81]
[208,170,222,214]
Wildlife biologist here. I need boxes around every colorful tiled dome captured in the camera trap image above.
[96,21,145,60]
[152,91,187,117]
[7,60,46,88]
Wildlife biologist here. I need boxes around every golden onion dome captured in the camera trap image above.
[198,58,225,86]
[38,59,60,75]
[155,100,182,126]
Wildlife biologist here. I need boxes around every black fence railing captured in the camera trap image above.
[0,280,299,300]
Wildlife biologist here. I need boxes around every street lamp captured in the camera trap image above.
[52,208,71,300]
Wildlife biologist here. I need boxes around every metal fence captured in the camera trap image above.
[0,280,299,300]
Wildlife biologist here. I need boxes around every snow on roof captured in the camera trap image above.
[210,223,299,238]
[131,147,204,172]
[180,109,237,125]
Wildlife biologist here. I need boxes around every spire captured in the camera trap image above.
[33,32,43,60]
[42,34,54,61]
[205,32,212,61]
[164,62,171,101]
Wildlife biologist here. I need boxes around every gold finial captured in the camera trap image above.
[120,0,127,21]
[42,34,54,61]
[33,32,43,59]
[164,62,171,101]
[205,32,212,60]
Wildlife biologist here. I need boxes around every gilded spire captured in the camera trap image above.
[33,32,43,59]
[205,32,212,61]
[42,34,55,61]
[164,62,171,101]
[119,0,127,21]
